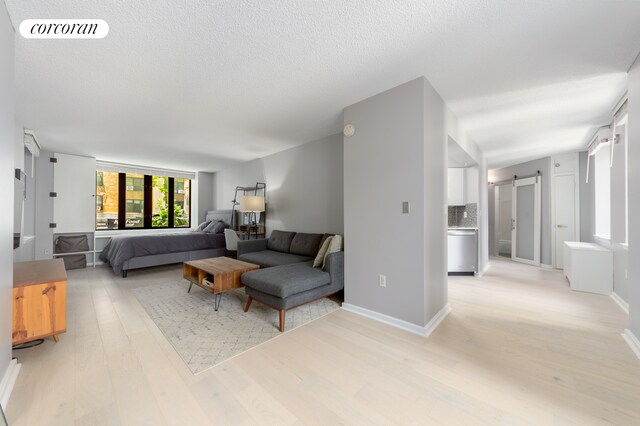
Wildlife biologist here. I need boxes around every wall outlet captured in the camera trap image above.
[463,211,468,219]
[379,274,387,287]
[625,269,628,280]
[44,248,51,255]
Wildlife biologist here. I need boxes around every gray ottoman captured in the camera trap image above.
[241,260,338,332]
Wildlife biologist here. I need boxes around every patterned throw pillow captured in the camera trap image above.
[211,221,229,234]
[322,234,343,269]
[313,236,333,268]
[194,220,211,232]
[202,220,220,233]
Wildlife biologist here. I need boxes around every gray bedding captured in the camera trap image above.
[100,232,225,274]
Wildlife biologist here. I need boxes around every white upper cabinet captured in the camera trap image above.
[53,153,96,233]
[448,168,466,206]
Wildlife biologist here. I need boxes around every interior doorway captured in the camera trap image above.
[512,176,542,266]
[495,184,512,258]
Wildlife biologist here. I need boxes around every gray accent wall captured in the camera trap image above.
[344,77,447,327]
[213,134,344,235]
[196,171,214,225]
[0,1,14,389]
[627,54,640,338]
[488,157,552,265]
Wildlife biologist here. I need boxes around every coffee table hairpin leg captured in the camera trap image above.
[214,293,222,311]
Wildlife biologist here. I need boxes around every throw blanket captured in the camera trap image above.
[100,232,225,274]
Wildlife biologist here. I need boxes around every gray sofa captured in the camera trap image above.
[238,230,344,332]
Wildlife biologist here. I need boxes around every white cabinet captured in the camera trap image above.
[563,242,612,295]
[448,168,466,206]
[53,153,96,233]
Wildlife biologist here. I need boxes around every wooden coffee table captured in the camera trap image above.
[182,257,259,311]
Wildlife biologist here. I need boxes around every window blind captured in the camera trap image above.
[96,160,196,179]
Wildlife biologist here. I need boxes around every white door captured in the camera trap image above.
[512,176,541,266]
[53,153,96,233]
[554,175,577,268]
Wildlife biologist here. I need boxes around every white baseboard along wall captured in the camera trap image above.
[341,303,451,337]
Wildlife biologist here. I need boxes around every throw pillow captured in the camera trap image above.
[211,221,229,234]
[322,234,343,269]
[194,220,211,232]
[313,236,333,268]
[202,220,220,233]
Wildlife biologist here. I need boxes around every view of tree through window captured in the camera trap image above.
[174,178,190,227]
[152,176,169,227]
[95,169,191,230]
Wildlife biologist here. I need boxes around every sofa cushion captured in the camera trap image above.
[319,233,334,248]
[242,261,331,298]
[267,230,296,253]
[289,233,323,257]
[239,250,313,268]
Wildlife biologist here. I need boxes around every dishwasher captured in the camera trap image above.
[448,229,478,274]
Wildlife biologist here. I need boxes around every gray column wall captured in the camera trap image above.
[344,77,447,327]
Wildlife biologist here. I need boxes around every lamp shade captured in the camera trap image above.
[238,195,265,212]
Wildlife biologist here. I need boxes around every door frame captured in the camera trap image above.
[511,176,542,266]
[550,154,581,269]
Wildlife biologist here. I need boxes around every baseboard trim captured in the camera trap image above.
[610,292,629,314]
[341,303,451,337]
[476,262,490,277]
[622,329,640,360]
[0,359,21,409]
[424,304,452,337]
[541,263,554,270]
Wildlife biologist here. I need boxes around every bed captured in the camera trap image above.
[100,210,232,277]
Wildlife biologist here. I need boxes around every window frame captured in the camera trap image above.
[97,171,191,231]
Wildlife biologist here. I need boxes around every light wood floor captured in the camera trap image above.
[6,257,640,425]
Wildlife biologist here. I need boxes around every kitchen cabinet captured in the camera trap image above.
[448,168,466,206]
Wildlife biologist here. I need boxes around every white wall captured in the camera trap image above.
[343,77,447,327]
[213,134,344,235]
[627,54,640,338]
[0,0,15,396]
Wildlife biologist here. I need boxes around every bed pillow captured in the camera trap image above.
[194,220,211,232]
[211,221,229,234]
[202,220,221,233]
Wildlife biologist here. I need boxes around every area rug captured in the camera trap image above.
[132,280,340,374]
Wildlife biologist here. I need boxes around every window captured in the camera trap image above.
[594,143,611,239]
[95,171,119,230]
[152,176,169,227]
[174,178,190,227]
[96,168,191,230]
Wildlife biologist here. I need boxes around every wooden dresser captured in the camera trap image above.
[13,259,67,344]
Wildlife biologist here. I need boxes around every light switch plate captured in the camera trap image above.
[402,201,410,214]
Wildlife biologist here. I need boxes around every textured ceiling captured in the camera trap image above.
[5,0,640,171]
